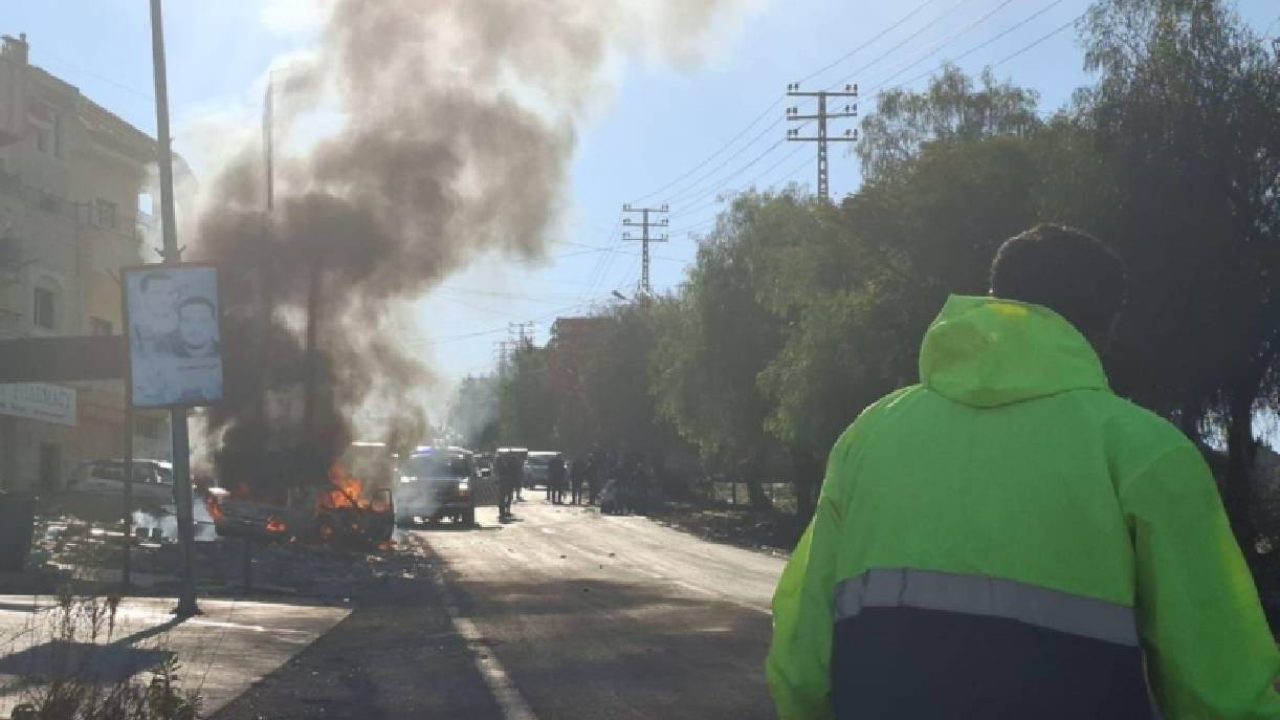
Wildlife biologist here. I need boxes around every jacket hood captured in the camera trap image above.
[919,295,1109,408]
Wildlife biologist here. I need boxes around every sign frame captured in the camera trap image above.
[121,262,225,410]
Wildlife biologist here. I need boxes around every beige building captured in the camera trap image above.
[0,33,173,492]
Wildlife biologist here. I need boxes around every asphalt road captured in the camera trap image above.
[418,500,784,720]
[214,500,784,719]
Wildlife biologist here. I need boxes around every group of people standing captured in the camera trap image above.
[495,450,658,521]
[547,454,602,505]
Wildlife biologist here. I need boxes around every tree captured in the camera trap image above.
[650,196,791,510]
[857,64,1042,183]
[449,374,501,449]
[1078,0,1280,546]
[497,340,557,450]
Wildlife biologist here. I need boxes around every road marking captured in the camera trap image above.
[419,540,538,720]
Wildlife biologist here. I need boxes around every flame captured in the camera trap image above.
[318,465,370,512]
[266,516,287,534]
[204,496,225,524]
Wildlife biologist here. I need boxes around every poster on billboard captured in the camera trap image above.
[123,264,223,408]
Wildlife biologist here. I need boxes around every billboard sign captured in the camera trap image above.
[123,265,223,408]
[0,383,76,426]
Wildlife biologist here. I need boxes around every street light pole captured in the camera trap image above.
[148,0,199,617]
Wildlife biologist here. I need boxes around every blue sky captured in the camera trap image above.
[3,0,1278,393]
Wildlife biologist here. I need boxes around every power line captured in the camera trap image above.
[667,139,793,217]
[34,54,155,101]
[866,0,1023,92]
[578,219,624,303]
[773,147,824,189]
[827,0,977,91]
[632,98,784,204]
[415,302,597,347]
[660,118,790,206]
[989,11,1084,69]
[668,143,808,224]
[889,0,1071,90]
[794,0,942,87]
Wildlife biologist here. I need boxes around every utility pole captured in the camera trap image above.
[148,0,198,617]
[245,76,278,597]
[508,321,534,350]
[621,204,669,296]
[493,340,513,375]
[785,83,859,200]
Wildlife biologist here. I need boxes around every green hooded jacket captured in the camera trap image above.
[767,295,1280,719]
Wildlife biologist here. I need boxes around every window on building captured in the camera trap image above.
[90,317,112,336]
[95,199,117,229]
[33,287,56,329]
[52,113,64,158]
[0,236,18,267]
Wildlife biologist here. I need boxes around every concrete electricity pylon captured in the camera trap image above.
[622,204,669,296]
[785,83,859,200]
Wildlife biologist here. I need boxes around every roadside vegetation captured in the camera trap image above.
[7,590,201,720]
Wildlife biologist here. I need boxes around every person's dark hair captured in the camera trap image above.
[178,296,216,317]
[140,272,172,292]
[989,224,1127,345]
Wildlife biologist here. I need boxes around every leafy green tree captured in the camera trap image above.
[650,199,790,510]
[857,64,1042,183]
[1077,0,1280,544]
[497,340,557,450]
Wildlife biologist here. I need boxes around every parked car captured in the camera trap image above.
[523,451,561,489]
[475,452,494,479]
[65,459,175,512]
[396,447,478,526]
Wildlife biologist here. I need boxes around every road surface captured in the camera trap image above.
[215,501,786,719]
[418,501,785,720]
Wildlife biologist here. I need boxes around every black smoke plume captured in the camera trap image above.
[190,0,753,493]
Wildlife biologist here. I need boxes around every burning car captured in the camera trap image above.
[207,462,395,548]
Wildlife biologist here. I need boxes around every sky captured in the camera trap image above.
[3,0,1279,397]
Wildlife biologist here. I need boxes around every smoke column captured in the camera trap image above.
[191,0,757,492]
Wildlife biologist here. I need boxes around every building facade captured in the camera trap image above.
[0,33,171,492]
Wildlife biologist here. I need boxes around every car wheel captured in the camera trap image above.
[462,508,475,526]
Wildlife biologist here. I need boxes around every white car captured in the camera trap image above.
[67,459,176,509]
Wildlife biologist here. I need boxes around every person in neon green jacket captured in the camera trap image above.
[767,224,1280,719]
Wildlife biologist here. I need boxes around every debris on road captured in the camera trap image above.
[26,511,420,601]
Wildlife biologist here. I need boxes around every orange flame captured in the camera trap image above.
[204,494,225,524]
[266,516,287,534]
[318,465,370,512]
